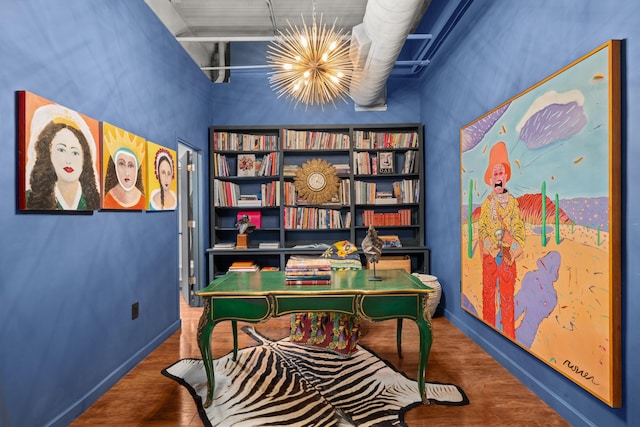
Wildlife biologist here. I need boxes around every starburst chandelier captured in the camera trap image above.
[266,5,353,107]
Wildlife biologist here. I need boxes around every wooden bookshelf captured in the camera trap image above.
[207,124,428,280]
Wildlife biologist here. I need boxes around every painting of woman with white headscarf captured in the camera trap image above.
[101,122,146,210]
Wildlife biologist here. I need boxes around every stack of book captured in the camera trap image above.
[213,242,236,249]
[284,256,331,285]
[228,261,259,272]
[380,235,402,248]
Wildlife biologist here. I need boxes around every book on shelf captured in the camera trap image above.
[237,211,262,228]
[258,242,279,249]
[261,266,280,271]
[374,197,397,205]
[237,154,256,177]
[238,194,261,207]
[228,261,260,271]
[213,242,236,249]
[380,235,402,248]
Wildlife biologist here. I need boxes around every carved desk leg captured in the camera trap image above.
[416,293,433,404]
[231,320,238,361]
[396,318,403,359]
[197,298,216,408]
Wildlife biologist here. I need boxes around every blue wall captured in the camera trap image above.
[0,1,212,426]
[2,0,639,426]
[421,1,638,427]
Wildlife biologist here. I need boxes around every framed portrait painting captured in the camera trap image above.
[17,91,101,211]
[146,141,177,211]
[101,122,147,210]
[460,40,620,406]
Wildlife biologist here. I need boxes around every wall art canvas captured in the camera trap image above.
[146,141,177,211]
[17,91,101,211]
[101,122,147,210]
[460,40,620,406]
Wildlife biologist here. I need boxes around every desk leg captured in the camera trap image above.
[416,293,433,404]
[197,298,216,408]
[232,320,238,361]
[396,318,403,359]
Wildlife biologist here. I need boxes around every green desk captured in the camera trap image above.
[196,269,435,408]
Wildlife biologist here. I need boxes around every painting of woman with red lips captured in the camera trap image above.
[18,91,101,211]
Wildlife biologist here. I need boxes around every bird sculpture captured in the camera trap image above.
[235,215,257,235]
[361,225,383,281]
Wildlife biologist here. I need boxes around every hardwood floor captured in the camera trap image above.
[71,297,570,427]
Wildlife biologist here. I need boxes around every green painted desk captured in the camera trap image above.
[196,269,435,407]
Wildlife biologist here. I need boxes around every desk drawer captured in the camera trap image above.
[212,297,270,322]
[360,294,420,320]
[274,295,356,316]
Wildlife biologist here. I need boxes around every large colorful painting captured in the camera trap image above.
[146,141,177,211]
[460,40,620,406]
[101,122,147,210]
[18,91,101,211]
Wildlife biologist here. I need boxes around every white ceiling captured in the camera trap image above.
[145,0,472,89]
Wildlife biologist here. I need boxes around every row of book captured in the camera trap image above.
[283,129,351,150]
[353,131,419,149]
[285,256,332,285]
[362,209,413,226]
[213,130,419,151]
[283,180,351,206]
[214,179,281,207]
[284,207,347,229]
[213,132,278,151]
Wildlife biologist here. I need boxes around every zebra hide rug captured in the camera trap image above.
[162,326,468,427]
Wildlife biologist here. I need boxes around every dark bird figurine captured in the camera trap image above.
[235,215,257,235]
[361,225,383,280]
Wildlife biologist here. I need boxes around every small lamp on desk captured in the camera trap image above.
[235,214,256,249]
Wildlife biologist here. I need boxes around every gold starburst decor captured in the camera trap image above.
[294,158,339,205]
[267,15,353,107]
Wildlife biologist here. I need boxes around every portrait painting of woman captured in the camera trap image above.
[101,122,146,210]
[18,91,101,211]
[146,141,177,211]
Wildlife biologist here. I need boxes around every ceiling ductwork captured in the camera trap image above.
[349,0,431,109]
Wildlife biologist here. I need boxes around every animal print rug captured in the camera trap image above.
[162,326,468,427]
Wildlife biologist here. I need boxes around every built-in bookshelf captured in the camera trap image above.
[207,124,428,280]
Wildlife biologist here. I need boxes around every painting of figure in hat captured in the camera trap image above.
[460,40,620,406]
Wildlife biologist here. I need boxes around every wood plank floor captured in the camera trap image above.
[70,297,570,426]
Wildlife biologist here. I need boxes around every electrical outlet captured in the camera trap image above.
[132,302,139,320]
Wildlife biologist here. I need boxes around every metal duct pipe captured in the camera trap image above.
[349,0,430,108]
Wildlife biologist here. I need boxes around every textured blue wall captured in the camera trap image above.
[421,1,637,426]
[0,1,212,426]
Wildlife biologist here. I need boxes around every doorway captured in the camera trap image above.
[178,142,204,307]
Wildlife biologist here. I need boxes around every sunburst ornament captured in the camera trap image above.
[266,13,353,107]
[294,158,339,205]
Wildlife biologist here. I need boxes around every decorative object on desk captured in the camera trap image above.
[294,158,339,205]
[284,256,331,285]
[162,327,468,427]
[235,214,256,249]
[378,151,395,174]
[266,2,352,107]
[362,225,383,281]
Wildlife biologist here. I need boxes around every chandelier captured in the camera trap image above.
[266,11,353,107]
